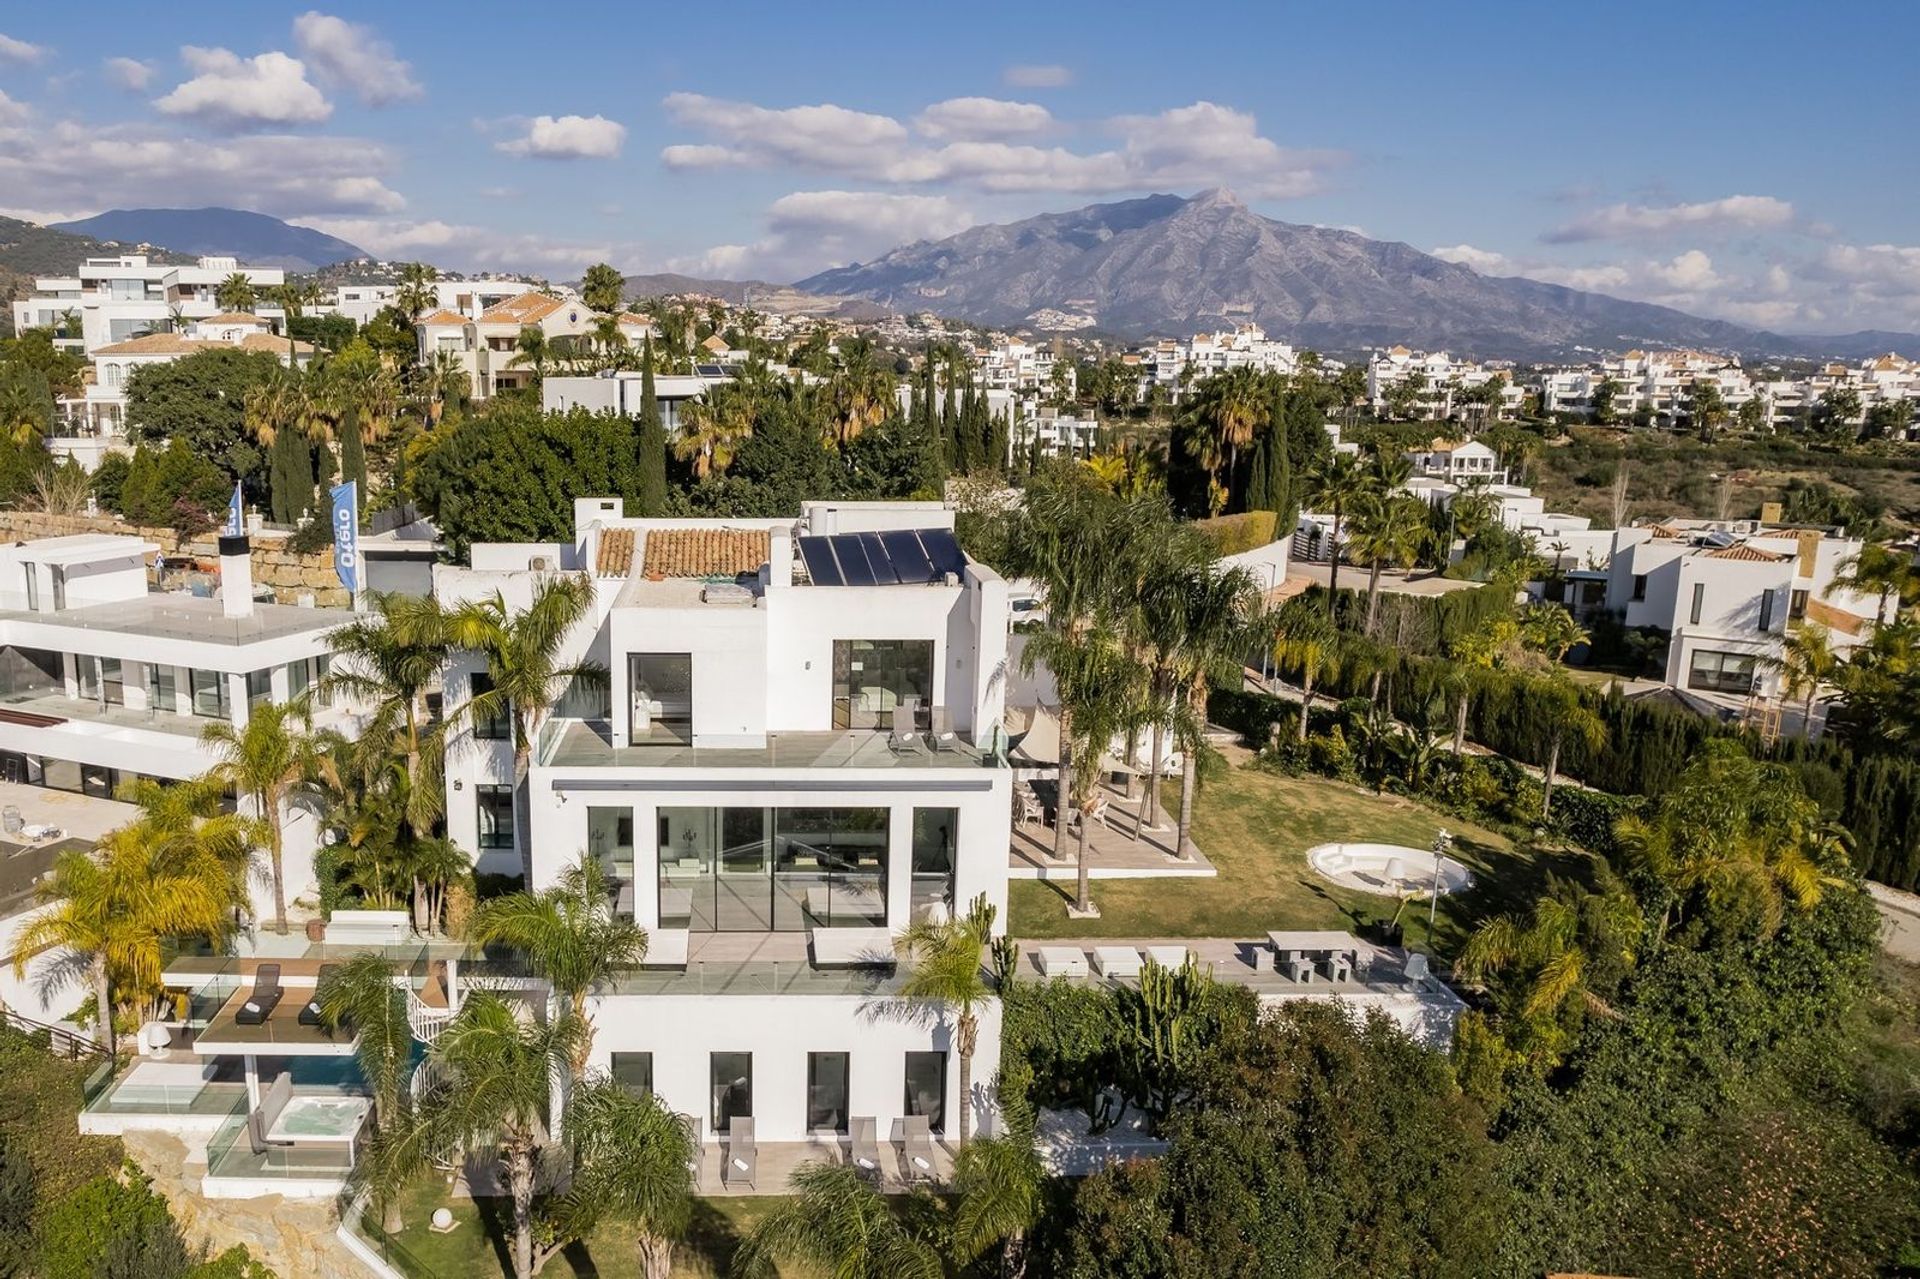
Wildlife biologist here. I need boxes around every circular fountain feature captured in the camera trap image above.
[1306,842,1474,897]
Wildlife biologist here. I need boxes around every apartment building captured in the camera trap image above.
[1011,407,1100,461]
[1367,347,1522,420]
[1535,350,1917,434]
[10,255,286,356]
[330,276,547,326]
[972,339,1061,396]
[1131,324,1306,402]
[437,499,1014,1147]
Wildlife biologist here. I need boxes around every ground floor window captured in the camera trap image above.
[476,785,515,849]
[904,1051,947,1134]
[807,1052,850,1133]
[610,1052,652,1097]
[711,1052,752,1131]
[1688,648,1759,695]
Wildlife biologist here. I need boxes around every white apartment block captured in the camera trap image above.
[437,498,1014,1147]
[10,255,286,357]
[1131,324,1306,402]
[971,339,1062,396]
[330,276,547,327]
[1536,350,1919,434]
[543,367,737,433]
[417,295,645,399]
[1011,407,1100,462]
[1368,347,1522,420]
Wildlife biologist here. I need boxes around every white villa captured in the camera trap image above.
[10,255,286,357]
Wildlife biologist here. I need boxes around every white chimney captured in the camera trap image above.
[219,535,254,619]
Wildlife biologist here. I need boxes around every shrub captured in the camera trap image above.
[89,453,132,513]
[1191,509,1278,556]
[37,1168,176,1279]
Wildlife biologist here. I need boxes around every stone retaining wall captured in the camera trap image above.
[0,510,352,608]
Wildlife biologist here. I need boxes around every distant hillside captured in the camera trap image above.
[619,272,891,321]
[51,207,369,272]
[798,189,1918,362]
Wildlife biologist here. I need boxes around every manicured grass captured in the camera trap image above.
[1010,759,1580,959]
[374,1177,957,1278]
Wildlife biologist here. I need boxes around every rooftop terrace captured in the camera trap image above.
[0,593,349,646]
[539,719,998,771]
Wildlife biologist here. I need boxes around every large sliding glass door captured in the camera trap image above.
[659,805,890,932]
[832,640,933,730]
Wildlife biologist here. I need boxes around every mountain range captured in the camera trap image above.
[50,208,368,272]
[797,189,1916,362]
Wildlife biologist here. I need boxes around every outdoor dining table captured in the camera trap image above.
[1266,930,1362,982]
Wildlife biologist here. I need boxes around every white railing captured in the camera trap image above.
[406,986,454,1044]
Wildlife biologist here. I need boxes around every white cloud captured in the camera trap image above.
[0,119,404,221]
[914,97,1052,141]
[1003,63,1072,88]
[679,190,977,281]
[103,57,156,91]
[1431,244,1514,274]
[0,91,29,126]
[496,114,626,159]
[0,34,46,65]
[292,12,421,106]
[1546,194,1795,243]
[305,215,646,275]
[154,46,332,129]
[661,93,1340,200]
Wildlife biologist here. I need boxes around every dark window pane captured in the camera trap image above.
[611,1052,652,1097]
[470,673,508,740]
[911,808,957,919]
[476,785,515,849]
[904,1051,946,1133]
[807,1052,849,1132]
[711,1052,752,1130]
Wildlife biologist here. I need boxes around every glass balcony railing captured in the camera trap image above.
[204,1113,358,1181]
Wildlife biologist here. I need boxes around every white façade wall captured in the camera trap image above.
[764,585,970,735]
[582,992,1003,1146]
[0,906,90,1026]
[610,604,770,749]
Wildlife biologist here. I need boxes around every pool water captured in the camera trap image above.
[277,1097,369,1138]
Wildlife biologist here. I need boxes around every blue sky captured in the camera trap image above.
[1,1,1916,333]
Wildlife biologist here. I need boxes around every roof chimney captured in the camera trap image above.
[219,535,254,619]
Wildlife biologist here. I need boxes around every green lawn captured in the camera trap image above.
[1011,760,1579,959]
[372,1177,957,1278]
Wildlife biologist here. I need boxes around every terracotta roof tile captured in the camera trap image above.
[642,528,769,579]
[202,311,268,325]
[1701,543,1788,562]
[479,294,566,325]
[596,528,635,578]
[417,309,468,326]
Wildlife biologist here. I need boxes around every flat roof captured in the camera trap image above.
[0,836,85,917]
[7,534,160,565]
[540,719,997,772]
[0,593,349,645]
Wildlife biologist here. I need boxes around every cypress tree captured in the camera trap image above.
[267,428,292,524]
[924,345,945,477]
[1273,413,1295,530]
[636,336,668,516]
[304,440,329,517]
[340,410,366,507]
[1246,431,1273,513]
[987,408,1009,475]
[943,374,963,472]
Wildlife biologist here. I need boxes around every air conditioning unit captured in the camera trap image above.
[529,555,552,571]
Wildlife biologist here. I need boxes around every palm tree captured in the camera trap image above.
[1833,541,1920,625]
[1272,595,1339,743]
[200,699,326,933]
[323,591,455,837]
[1304,451,1371,613]
[826,335,895,447]
[1170,563,1264,859]
[734,1161,942,1279]
[1770,623,1840,736]
[1127,537,1208,833]
[1533,674,1604,818]
[1518,602,1588,662]
[0,369,51,445]
[672,382,755,478]
[448,574,606,887]
[1349,492,1430,633]
[509,327,553,391]
[1052,634,1146,912]
[421,992,583,1279]
[469,854,645,1079]
[215,272,256,313]
[10,784,242,1048]
[951,1134,1045,1279]
[550,1080,694,1279]
[1444,617,1516,754]
[394,262,439,325]
[317,954,421,1231]
[899,895,995,1144]
[1185,368,1266,512]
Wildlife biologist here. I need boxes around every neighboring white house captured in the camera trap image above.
[1405,437,1507,485]
[437,498,1015,1146]
[10,256,286,356]
[418,293,632,399]
[74,314,315,449]
[543,367,737,433]
[330,276,548,326]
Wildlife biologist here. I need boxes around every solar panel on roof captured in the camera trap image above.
[878,529,935,583]
[836,536,878,587]
[856,533,901,585]
[797,537,844,586]
[919,529,967,580]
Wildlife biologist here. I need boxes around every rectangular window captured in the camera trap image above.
[904,1051,947,1134]
[628,654,692,743]
[1789,589,1809,620]
[1631,574,1647,602]
[832,640,934,730]
[588,806,634,882]
[911,809,958,919]
[100,658,123,707]
[1758,590,1774,633]
[476,785,515,850]
[807,1052,850,1133]
[469,673,509,740]
[246,669,273,708]
[1689,583,1705,626]
[1688,649,1759,695]
[149,665,177,713]
[190,669,229,719]
[710,1052,752,1131]
[610,1052,652,1097]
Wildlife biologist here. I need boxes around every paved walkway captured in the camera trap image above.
[1869,883,1920,963]
[1010,783,1217,880]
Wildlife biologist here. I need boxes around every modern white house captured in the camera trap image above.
[542,367,737,432]
[10,255,286,357]
[331,276,548,327]
[437,498,1015,1148]
[416,293,623,400]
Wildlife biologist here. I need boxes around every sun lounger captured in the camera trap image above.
[234,964,283,1025]
[1037,947,1089,979]
[298,964,339,1026]
[889,704,921,753]
[850,1116,883,1181]
[724,1115,757,1190]
[929,706,958,751]
[897,1114,937,1184]
[1091,946,1143,979]
[248,1071,296,1155]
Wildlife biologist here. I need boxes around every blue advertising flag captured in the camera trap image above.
[223,483,243,537]
[330,481,360,594]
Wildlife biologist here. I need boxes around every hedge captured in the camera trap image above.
[1193,509,1278,556]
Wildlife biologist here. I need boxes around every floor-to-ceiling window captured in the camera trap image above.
[710,1052,752,1130]
[832,640,933,730]
[660,805,890,931]
[904,1051,947,1134]
[189,669,229,719]
[807,1052,850,1133]
[910,808,957,919]
[587,806,635,882]
[476,785,515,850]
[629,653,692,743]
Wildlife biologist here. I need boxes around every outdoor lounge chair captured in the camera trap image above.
[888,704,920,753]
[896,1114,937,1185]
[929,706,958,751]
[850,1116,883,1181]
[1091,946,1143,979]
[682,1115,703,1178]
[1015,785,1045,827]
[247,1071,296,1156]
[1402,952,1430,983]
[724,1116,757,1190]
[298,964,339,1027]
[1037,947,1089,979]
[234,964,283,1025]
